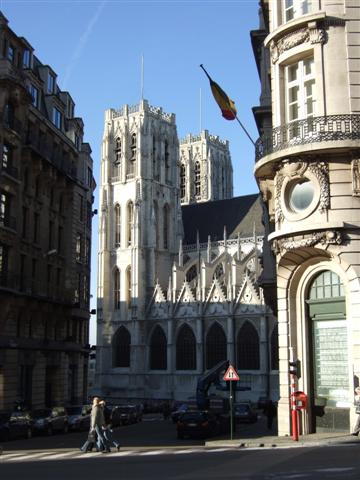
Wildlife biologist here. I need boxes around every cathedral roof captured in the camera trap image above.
[181,194,264,245]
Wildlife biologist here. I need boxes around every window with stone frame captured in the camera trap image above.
[0,191,11,228]
[0,243,9,283]
[114,267,120,310]
[285,57,315,137]
[194,161,201,197]
[270,324,279,370]
[113,326,131,367]
[127,201,134,247]
[180,163,186,200]
[115,137,122,163]
[126,266,132,307]
[152,135,159,181]
[2,143,12,172]
[153,201,159,249]
[128,133,136,176]
[114,204,121,247]
[176,325,196,370]
[150,326,167,370]
[165,140,170,183]
[237,321,260,370]
[185,264,197,284]
[206,323,227,369]
[163,204,169,250]
[284,0,312,23]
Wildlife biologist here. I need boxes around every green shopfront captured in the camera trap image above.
[306,271,349,432]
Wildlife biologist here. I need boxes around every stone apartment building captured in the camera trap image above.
[253,0,360,435]
[0,12,95,410]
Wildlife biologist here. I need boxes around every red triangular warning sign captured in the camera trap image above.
[223,364,240,381]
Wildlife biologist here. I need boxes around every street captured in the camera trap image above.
[1,414,360,479]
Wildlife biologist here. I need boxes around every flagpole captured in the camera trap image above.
[235,116,256,146]
[199,87,202,133]
[200,64,256,147]
[141,54,144,100]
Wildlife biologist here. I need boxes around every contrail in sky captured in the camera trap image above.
[62,0,107,90]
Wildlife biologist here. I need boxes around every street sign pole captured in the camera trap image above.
[223,364,240,442]
[230,379,233,440]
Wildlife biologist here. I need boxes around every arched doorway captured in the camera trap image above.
[306,270,349,432]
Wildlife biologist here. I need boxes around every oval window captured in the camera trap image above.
[289,179,314,212]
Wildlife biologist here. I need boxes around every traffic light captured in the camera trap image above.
[289,359,301,378]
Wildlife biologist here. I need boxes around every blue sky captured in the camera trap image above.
[2,0,262,344]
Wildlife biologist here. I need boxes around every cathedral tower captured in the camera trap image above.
[96,100,181,397]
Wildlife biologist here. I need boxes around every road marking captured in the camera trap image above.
[139,450,168,456]
[174,449,202,454]
[0,446,243,463]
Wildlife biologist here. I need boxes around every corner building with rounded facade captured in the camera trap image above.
[254,0,360,435]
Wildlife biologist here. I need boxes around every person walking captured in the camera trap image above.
[99,400,120,451]
[351,387,360,436]
[81,397,108,453]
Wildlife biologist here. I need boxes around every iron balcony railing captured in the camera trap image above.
[255,114,360,161]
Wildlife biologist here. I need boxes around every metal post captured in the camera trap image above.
[289,347,299,441]
[230,380,233,441]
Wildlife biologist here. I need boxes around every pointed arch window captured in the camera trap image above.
[115,137,122,163]
[270,324,279,370]
[114,204,121,247]
[128,133,136,176]
[186,264,197,283]
[165,140,170,182]
[113,326,131,367]
[150,326,167,370]
[153,201,159,249]
[126,266,132,306]
[237,321,260,370]
[180,164,186,200]
[152,135,159,180]
[194,161,201,197]
[127,201,133,247]
[163,204,169,250]
[114,267,121,309]
[206,323,227,369]
[176,325,196,370]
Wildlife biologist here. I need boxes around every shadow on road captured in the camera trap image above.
[0,411,276,452]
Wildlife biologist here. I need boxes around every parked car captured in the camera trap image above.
[234,402,258,423]
[31,406,69,435]
[66,405,91,431]
[112,405,138,425]
[171,403,189,423]
[176,411,221,439]
[0,411,33,441]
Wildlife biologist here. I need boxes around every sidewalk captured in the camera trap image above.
[206,432,358,449]
[205,412,359,449]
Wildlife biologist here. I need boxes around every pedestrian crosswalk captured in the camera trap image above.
[0,447,238,463]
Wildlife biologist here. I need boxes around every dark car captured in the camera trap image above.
[31,406,69,435]
[171,403,189,423]
[176,411,221,439]
[234,403,257,423]
[0,411,33,441]
[66,405,91,431]
[112,405,138,425]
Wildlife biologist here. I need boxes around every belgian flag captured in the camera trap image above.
[200,64,237,121]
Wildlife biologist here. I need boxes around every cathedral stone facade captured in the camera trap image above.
[96,99,277,403]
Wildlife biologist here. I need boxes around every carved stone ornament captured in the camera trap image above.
[270,26,326,64]
[352,158,360,196]
[307,161,330,212]
[272,230,342,255]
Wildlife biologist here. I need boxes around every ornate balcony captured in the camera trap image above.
[255,114,360,162]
